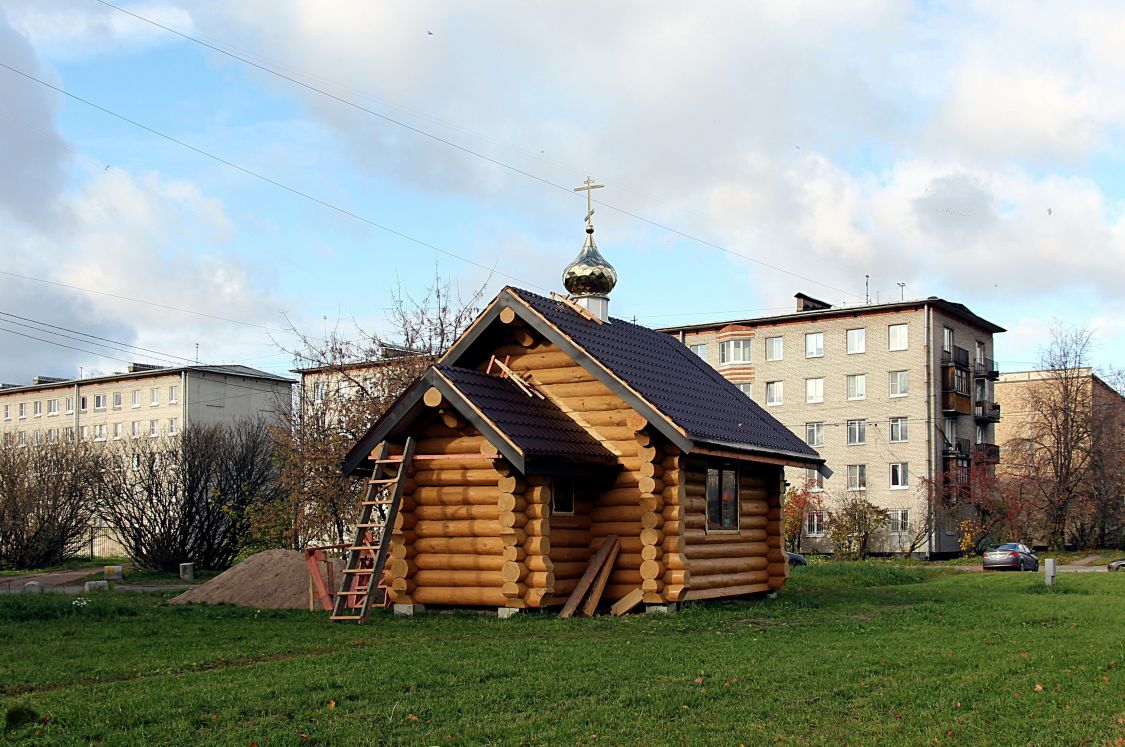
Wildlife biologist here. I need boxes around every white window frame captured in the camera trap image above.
[804,467,824,492]
[847,464,867,491]
[688,343,707,359]
[888,508,910,533]
[847,419,866,445]
[169,385,179,404]
[805,422,824,447]
[736,383,752,397]
[765,381,784,406]
[150,387,160,406]
[846,374,866,400]
[168,418,178,435]
[804,332,824,358]
[943,326,954,354]
[888,323,908,351]
[720,339,753,366]
[46,399,59,416]
[890,463,909,490]
[112,392,122,409]
[149,419,159,437]
[93,424,107,441]
[805,511,826,536]
[131,390,141,408]
[113,422,123,440]
[94,394,106,411]
[805,378,824,404]
[18,403,26,418]
[846,328,865,355]
[32,401,42,417]
[889,370,908,398]
[765,336,783,361]
[889,417,908,443]
[2,404,8,420]
[132,421,141,438]
[66,397,74,414]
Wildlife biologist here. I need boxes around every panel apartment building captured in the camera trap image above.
[660,294,1005,557]
[0,363,294,448]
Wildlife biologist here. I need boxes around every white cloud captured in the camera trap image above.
[3,0,193,60]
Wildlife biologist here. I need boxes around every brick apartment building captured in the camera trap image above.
[660,293,1005,557]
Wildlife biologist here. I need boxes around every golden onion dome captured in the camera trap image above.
[562,226,617,297]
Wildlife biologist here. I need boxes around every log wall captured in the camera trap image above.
[681,457,786,601]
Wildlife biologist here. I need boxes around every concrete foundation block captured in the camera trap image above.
[104,565,123,581]
[496,607,522,619]
[767,591,778,599]
[21,581,43,594]
[645,603,678,614]
[393,604,426,616]
[84,580,109,592]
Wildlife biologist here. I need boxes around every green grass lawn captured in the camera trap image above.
[1,563,1121,746]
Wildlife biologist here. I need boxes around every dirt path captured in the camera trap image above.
[0,563,134,593]
[1069,554,1104,566]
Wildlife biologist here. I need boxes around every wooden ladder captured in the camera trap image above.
[329,437,416,623]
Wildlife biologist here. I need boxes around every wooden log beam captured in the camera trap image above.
[414,504,501,521]
[685,541,769,559]
[686,570,770,591]
[412,486,502,505]
[415,436,489,454]
[414,554,506,571]
[413,469,502,487]
[412,587,508,606]
[549,546,591,563]
[683,583,770,601]
[688,556,769,575]
[414,519,505,538]
[423,387,444,408]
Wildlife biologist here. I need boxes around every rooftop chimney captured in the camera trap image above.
[563,176,616,322]
[795,293,832,312]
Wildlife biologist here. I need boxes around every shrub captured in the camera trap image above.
[825,491,889,561]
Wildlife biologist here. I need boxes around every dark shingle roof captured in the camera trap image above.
[434,365,616,465]
[507,288,818,459]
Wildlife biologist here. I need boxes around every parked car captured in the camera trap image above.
[982,543,1039,571]
[786,551,807,567]
[1108,558,1125,572]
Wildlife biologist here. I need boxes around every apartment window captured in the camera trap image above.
[113,422,123,440]
[149,420,159,437]
[805,378,824,404]
[943,417,958,442]
[79,396,87,412]
[132,421,141,438]
[66,397,74,414]
[112,392,122,409]
[890,463,909,489]
[976,425,985,445]
[16,431,26,447]
[18,403,26,418]
[150,388,160,406]
[547,475,577,516]
[889,417,908,443]
[33,401,42,417]
[736,383,752,397]
[312,382,328,404]
[47,399,59,415]
[80,425,89,441]
[805,511,826,536]
[131,390,141,408]
[805,332,824,358]
[805,422,824,447]
[720,339,752,365]
[94,394,106,411]
[93,424,107,441]
[945,515,958,536]
[64,427,74,443]
[46,428,58,444]
[954,368,970,395]
[765,381,784,406]
[2,433,12,447]
[943,326,954,354]
[847,419,866,445]
[32,430,41,445]
[847,464,867,491]
[975,341,986,365]
[804,467,824,491]
[2,404,8,419]
[765,337,783,361]
[889,370,909,398]
[169,385,179,403]
[706,463,739,530]
[888,323,908,351]
[168,418,178,435]
[846,374,866,400]
[688,343,707,359]
[846,328,865,354]
[888,508,910,533]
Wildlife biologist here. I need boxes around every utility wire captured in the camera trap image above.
[0,62,547,293]
[0,311,192,366]
[92,0,866,301]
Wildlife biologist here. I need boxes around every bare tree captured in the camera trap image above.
[0,442,103,569]
[259,270,487,548]
[97,419,280,571]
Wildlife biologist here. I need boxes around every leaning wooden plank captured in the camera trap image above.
[559,534,620,619]
[610,587,645,616]
[578,538,620,617]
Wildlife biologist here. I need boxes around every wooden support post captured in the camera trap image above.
[559,535,620,619]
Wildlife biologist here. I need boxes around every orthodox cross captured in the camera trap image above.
[574,176,604,226]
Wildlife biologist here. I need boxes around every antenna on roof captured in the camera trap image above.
[897,282,905,301]
[865,275,870,305]
[195,342,200,364]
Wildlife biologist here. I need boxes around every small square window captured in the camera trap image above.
[112,392,122,409]
[805,332,824,358]
[888,324,908,351]
[846,328,865,354]
[765,381,783,406]
[889,417,908,443]
[847,419,866,445]
[847,374,866,400]
[736,383,752,397]
[805,422,824,447]
[706,463,739,530]
[47,399,59,415]
[94,394,106,411]
[888,508,910,533]
[890,463,909,489]
[688,343,707,359]
[889,370,908,397]
[551,476,576,516]
[806,511,826,536]
[847,464,867,491]
[804,467,824,491]
[805,378,824,404]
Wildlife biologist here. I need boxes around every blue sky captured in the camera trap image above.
[1,1,1123,382]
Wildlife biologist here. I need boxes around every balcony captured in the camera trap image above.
[973,357,1000,380]
[943,437,971,457]
[973,443,1001,465]
[974,401,1001,423]
[941,345,970,369]
[942,390,972,415]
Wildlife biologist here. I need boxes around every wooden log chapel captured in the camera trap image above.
[338,188,825,617]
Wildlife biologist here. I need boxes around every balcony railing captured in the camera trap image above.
[943,437,971,457]
[974,401,1001,422]
[973,357,1000,380]
[942,345,970,369]
[973,443,1001,465]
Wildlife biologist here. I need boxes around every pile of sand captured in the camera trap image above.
[169,549,342,610]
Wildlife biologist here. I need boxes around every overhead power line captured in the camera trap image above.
[0,311,193,366]
[92,0,866,301]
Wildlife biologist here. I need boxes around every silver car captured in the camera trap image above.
[982,543,1039,571]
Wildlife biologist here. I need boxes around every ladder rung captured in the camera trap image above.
[337,589,369,596]
[349,545,379,551]
[343,568,375,574]
[361,500,394,506]
[368,478,398,484]
[355,522,385,529]
[329,615,364,621]
[371,458,404,463]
